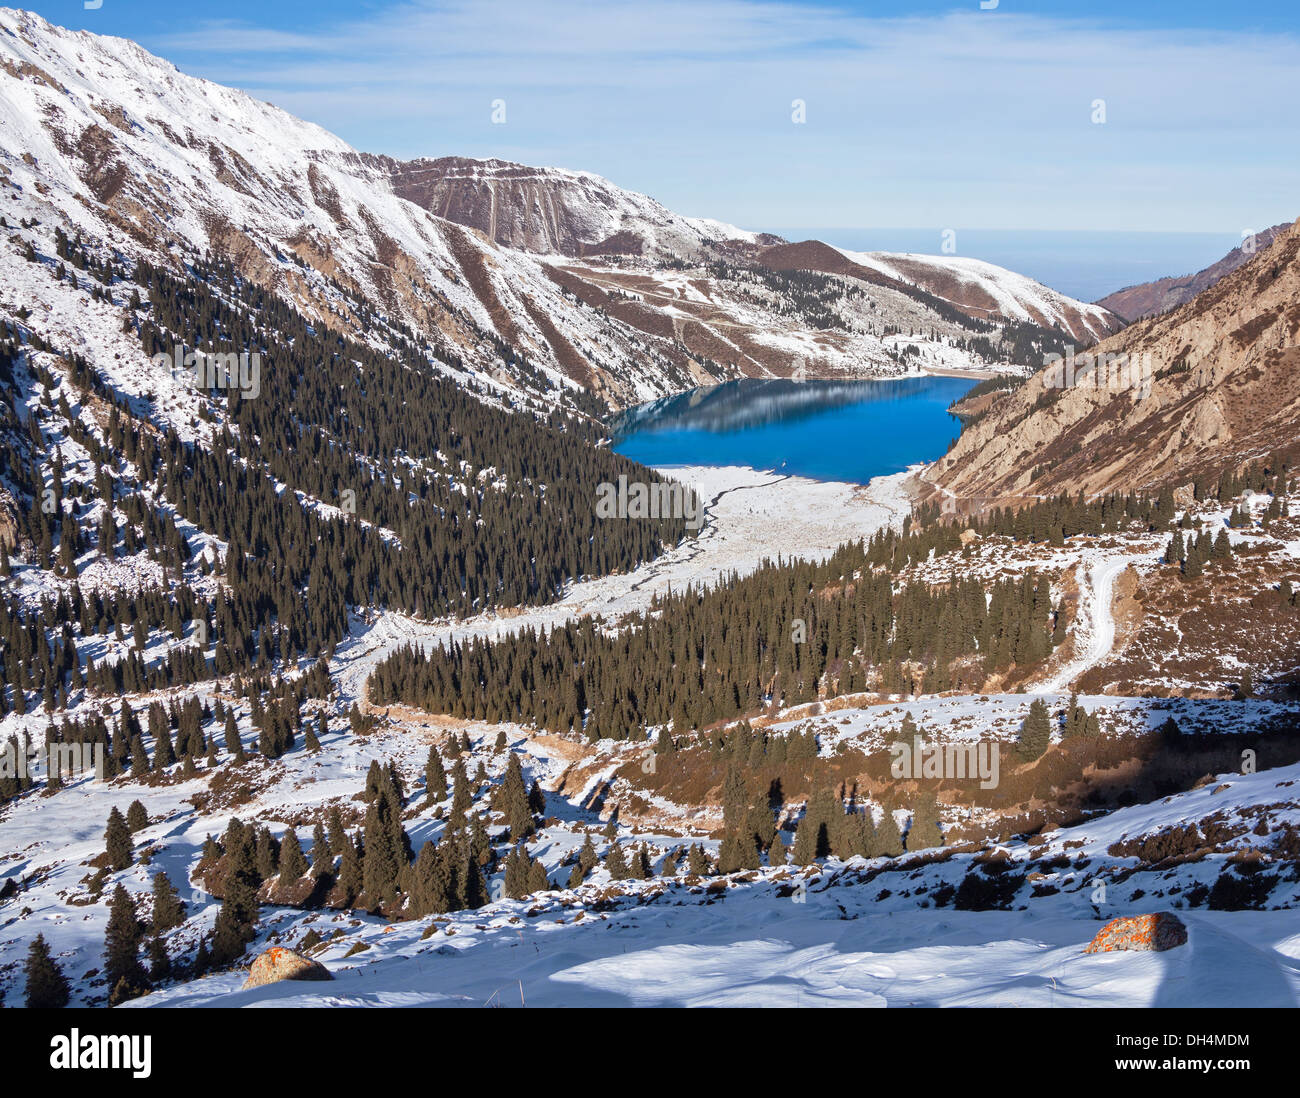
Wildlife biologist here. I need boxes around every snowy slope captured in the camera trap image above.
[0,9,717,405]
[0,9,1099,406]
[840,248,1123,342]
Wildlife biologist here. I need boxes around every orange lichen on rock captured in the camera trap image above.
[1084,912,1188,954]
[242,946,333,989]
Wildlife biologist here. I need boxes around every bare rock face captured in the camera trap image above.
[928,218,1300,502]
[241,946,332,989]
[1084,912,1188,954]
[382,155,752,259]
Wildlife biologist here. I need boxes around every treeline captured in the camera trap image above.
[131,255,689,618]
[369,487,1200,738]
[369,536,1058,737]
[2,238,695,715]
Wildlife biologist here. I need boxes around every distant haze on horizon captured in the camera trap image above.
[766,228,1266,303]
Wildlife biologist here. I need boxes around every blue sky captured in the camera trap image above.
[25,1,1300,233]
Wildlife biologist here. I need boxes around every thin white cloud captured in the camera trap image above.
[150,1,1300,231]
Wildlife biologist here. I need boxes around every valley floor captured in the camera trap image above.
[335,464,913,709]
[3,464,1299,1010]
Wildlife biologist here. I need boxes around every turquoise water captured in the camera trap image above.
[610,376,975,485]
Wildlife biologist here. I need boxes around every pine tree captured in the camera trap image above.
[126,799,148,833]
[147,935,171,982]
[873,804,903,858]
[497,754,534,841]
[528,779,546,816]
[24,933,70,1008]
[604,843,628,880]
[361,798,401,905]
[311,822,331,874]
[150,870,186,932]
[905,792,943,852]
[628,845,650,881]
[105,806,133,870]
[578,834,599,875]
[104,884,148,1002]
[424,744,447,801]
[504,845,530,899]
[223,710,244,762]
[327,805,349,857]
[211,836,259,967]
[450,759,472,821]
[1017,698,1051,762]
[279,829,309,881]
[336,834,363,904]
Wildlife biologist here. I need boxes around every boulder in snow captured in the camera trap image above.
[1084,912,1187,954]
[242,947,333,989]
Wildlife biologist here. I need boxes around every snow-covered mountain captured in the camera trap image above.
[839,248,1123,343]
[382,155,771,259]
[0,8,1119,410]
[7,8,1294,1018]
[0,8,719,406]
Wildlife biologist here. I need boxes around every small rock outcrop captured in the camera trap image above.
[241,946,333,989]
[1084,912,1188,954]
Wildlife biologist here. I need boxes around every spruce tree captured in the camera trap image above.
[1017,698,1051,762]
[361,798,401,905]
[497,754,534,841]
[24,933,70,1008]
[150,870,186,932]
[424,744,447,802]
[105,806,133,870]
[211,837,259,966]
[336,834,363,904]
[604,843,628,880]
[578,834,598,875]
[126,799,148,833]
[279,829,309,881]
[311,822,331,874]
[873,804,904,858]
[504,845,529,899]
[104,884,148,1002]
[905,793,944,852]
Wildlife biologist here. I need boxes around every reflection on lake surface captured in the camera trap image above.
[610,376,975,485]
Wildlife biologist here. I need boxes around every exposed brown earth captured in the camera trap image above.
[1079,538,1300,697]
[926,218,1300,503]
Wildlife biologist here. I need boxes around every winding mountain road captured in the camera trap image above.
[1033,555,1130,695]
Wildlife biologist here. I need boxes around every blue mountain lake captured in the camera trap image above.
[610,376,977,484]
